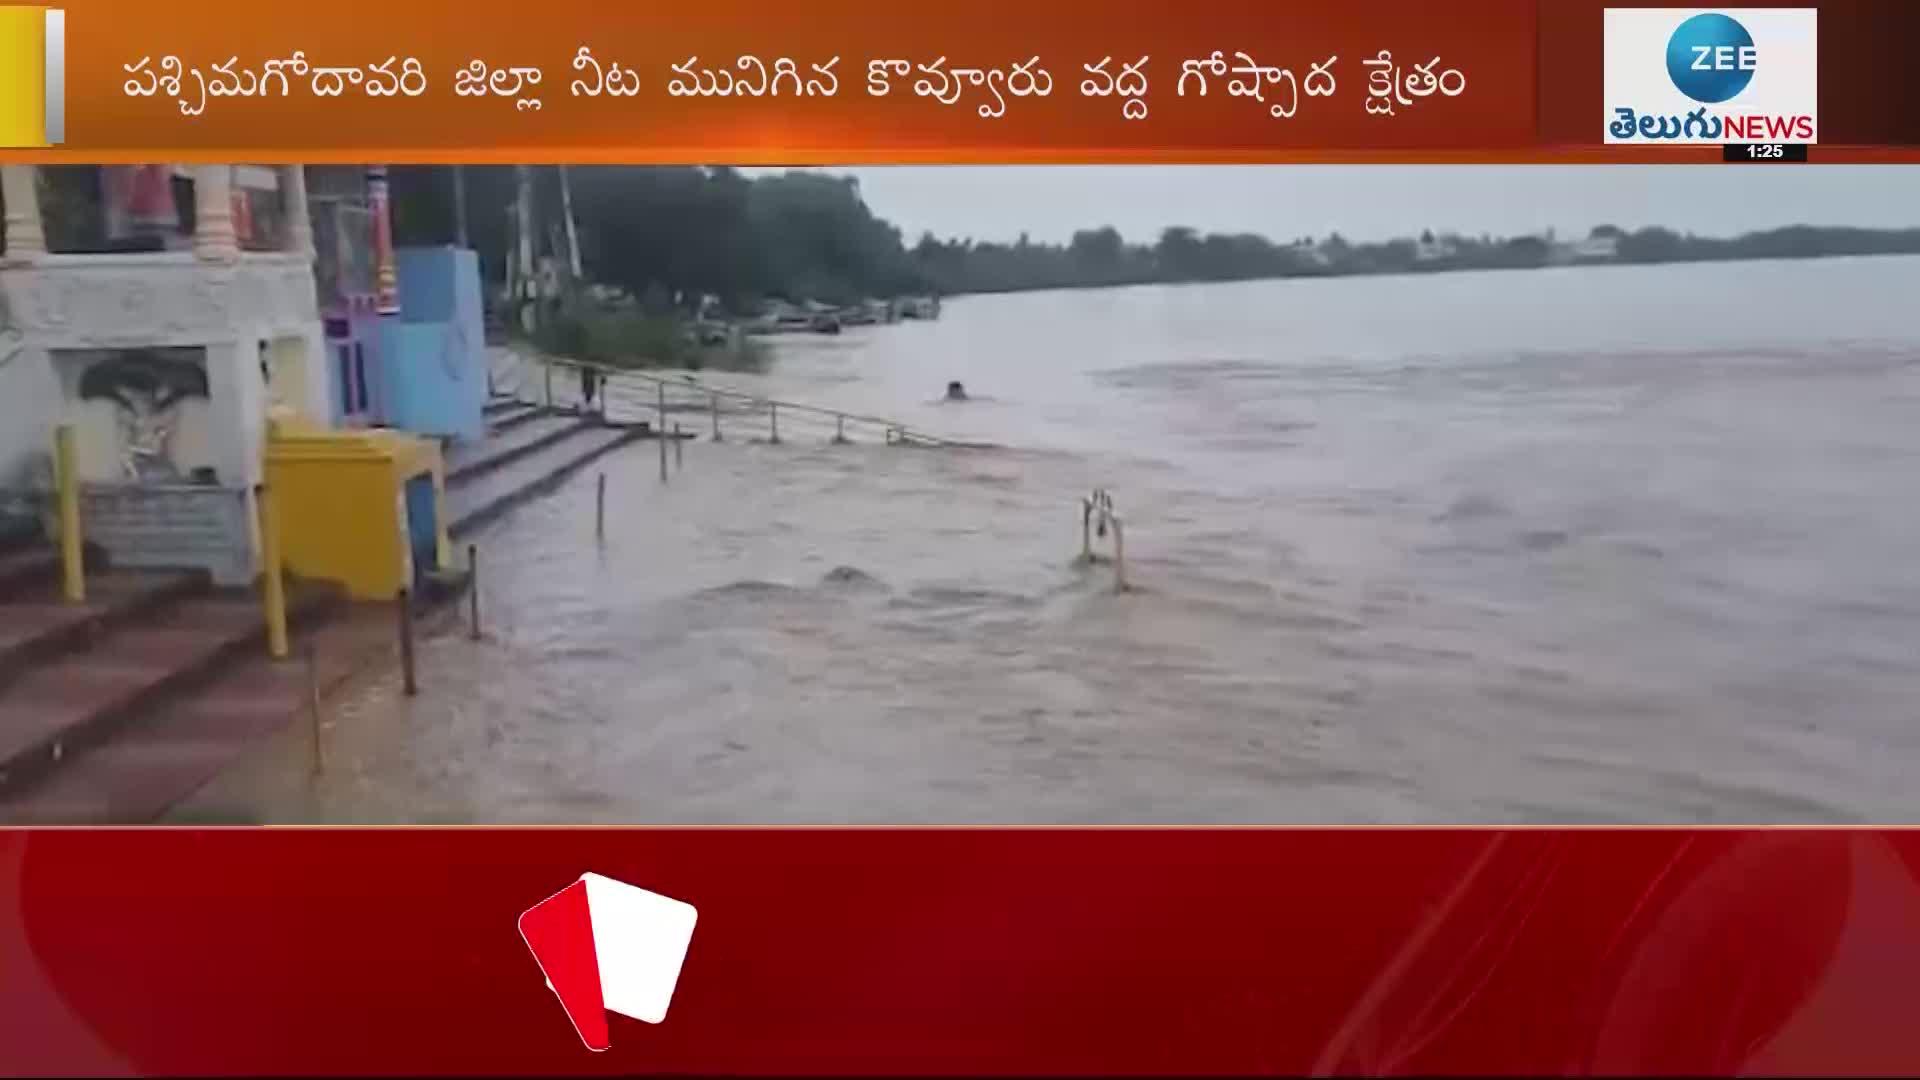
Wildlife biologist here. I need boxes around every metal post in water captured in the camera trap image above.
[306,641,325,777]
[769,402,780,444]
[833,415,848,445]
[396,587,418,696]
[710,393,723,442]
[673,424,684,469]
[596,472,606,539]
[467,544,481,641]
[543,363,553,409]
[657,383,670,482]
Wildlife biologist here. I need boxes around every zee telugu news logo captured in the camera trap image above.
[1604,8,1818,144]
[1667,13,1758,103]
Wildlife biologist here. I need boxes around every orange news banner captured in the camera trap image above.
[2,0,1916,161]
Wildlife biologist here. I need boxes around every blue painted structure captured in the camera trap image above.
[374,246,487,442]
[324,296,384,425]
[403,471,438,588]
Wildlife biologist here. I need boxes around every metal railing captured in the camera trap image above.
[501,351,975,450]
[495,350,1142,592]
[1079,487,1129,594]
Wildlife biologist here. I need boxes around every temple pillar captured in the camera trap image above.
[203,337,265,489]
[368,165,399,315]
[1,164,45,262]
[192,164,238,262]
[282,164,314,258]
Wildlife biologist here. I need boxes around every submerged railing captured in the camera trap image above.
[490,348,1140,592]
[498,350,974,450]
[1080,487,1129,594]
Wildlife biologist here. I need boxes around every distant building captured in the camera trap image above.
[1568,234,1621,263]
[1292,239,1332,268]
[1413,233,1459,263]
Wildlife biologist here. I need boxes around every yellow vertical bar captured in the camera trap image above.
[258,480,289,659]
[0,8,47,149]
[53,423,82,603]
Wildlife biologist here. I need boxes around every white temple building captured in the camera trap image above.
[0,165,333,582]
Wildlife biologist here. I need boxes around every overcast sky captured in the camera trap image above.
[746,166,1918,245]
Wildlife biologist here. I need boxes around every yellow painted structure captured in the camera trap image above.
[264,421,449,601]
[53,423,83,603]
[257,476,289,659]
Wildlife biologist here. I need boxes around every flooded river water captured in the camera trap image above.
[177,257,1920,823]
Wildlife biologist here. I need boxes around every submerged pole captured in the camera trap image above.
[768,402,780,444]
[396,587,417,696]
[710,393,723,442]
[657,383,669,482]
[467,544,481,641]
[306,641,325,777]
[596,472,606,539]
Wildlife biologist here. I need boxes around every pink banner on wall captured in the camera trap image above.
[100,164,178,242]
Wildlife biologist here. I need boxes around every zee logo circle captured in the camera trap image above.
[1666,13,1756,103]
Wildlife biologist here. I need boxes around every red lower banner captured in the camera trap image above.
[5,828,1920,1075]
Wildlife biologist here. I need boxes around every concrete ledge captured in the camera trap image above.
[486,405,551,435]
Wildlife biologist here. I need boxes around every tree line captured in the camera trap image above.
[386,166,1920,311]
[388,165,920,313]
[911,222,1920,294]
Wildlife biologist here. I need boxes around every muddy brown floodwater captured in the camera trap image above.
[174,257,1920,824]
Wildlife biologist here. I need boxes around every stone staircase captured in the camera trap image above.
[0,525,356,822]
[443,397,647,538]
[0,598,399,824]
[0,401,649,821]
